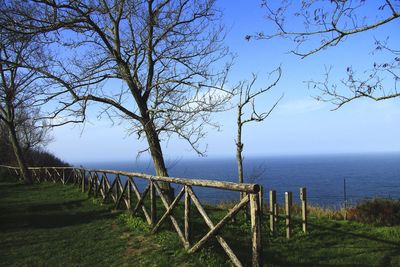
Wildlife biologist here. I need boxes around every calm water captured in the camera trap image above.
[78,153,400,207]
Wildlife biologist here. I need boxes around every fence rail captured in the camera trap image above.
[0,165,263,267]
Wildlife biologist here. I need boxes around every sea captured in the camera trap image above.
[77,153,400,207]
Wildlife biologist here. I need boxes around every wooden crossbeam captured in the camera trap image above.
[151,187,185,233]
[186,187,242,267]
[132,183,151,223]
[53,168,61,182]
[189,195,250,254]
[115,180,129,209]
[104,175,117,202]
[130,179,151,224]
[64,169,73,184]
[95,175,104,197]
[153,182,189,249]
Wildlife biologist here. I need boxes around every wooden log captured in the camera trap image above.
[187,187,242,267]
[96,175,104,197]
[184,186,191,245]
[130,179,151,224]
[115,180,128,209]
[189,195,250,254]
[150,180,157,226]
[104,177,118,203]
[300,187,307,234]
[132,183,151,223]
[152,187,185,233]
[269,190,276,234]
[93,172,100,197]
[153,182,188,249]
[74,168,260,193]
[101,174,107,199]
[64,169,73,184]
[87,172,93,195]
[81,170,85,192]
[250,193,263,267]
[127,178,132,210]
[285,191,292,239]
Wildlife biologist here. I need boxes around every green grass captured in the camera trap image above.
[1,171,400,266]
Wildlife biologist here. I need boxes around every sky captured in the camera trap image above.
[47,1,400,164]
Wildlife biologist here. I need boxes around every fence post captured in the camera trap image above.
[184,185,191,246]
[269,190,276,234]
[127,178,132,211]
[81,170,86,192]
[300,187,307,234]
[150,180,156,226]
[258,186,264,217]
[285,191,292,239]
[250,193,263,267]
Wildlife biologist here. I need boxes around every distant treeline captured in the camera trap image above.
[0,136,69,168]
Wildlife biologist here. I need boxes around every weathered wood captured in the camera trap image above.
[127,178,132,210]
[53,168,61,183]
[250,193,263,267]
[115,180,128,209]
[152,187,185,233]
[132,183,151,223]
[269,190,276,234]
[81,170,86,192]
[64,169,73,184]
[153,182,188,249]
[150,180,157,226]
[87,172,94,195]
[92,172,100,197]
[189,195,250,254]
[72,168,259,193]
[130,179,151,224]
[285,191,292,239]
[104,176,118,202]
[300,187,307,234]
[184,185,191,245]
[187,187,242,267]
[95,174,103,197]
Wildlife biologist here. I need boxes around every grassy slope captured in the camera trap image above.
[0,174,224,267]
[1,172,400,266]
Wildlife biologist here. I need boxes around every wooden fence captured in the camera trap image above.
[0,165,263,267]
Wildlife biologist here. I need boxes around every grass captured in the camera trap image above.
[1,171,400,266]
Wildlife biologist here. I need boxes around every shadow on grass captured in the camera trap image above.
[1,199,122,230]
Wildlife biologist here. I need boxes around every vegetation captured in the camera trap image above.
[1,171,400,266]
[347,198,400,226]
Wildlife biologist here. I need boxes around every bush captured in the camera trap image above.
[347,198,400,226]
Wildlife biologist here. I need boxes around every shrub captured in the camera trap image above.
[348,198,400,226]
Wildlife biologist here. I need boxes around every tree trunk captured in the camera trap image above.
[142,116,174,200]
[236,106,244,199]
[7,124,31,184]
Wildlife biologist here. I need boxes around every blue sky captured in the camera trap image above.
[47,1,400,163]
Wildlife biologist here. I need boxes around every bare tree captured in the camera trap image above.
[235,68,282,199]
[2,0,233,196]
[0,31,47,184]
[253,0,400,109]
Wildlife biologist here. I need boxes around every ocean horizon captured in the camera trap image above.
[74,152,400,207]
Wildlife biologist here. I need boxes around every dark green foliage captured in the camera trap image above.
[347,198,400,226]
